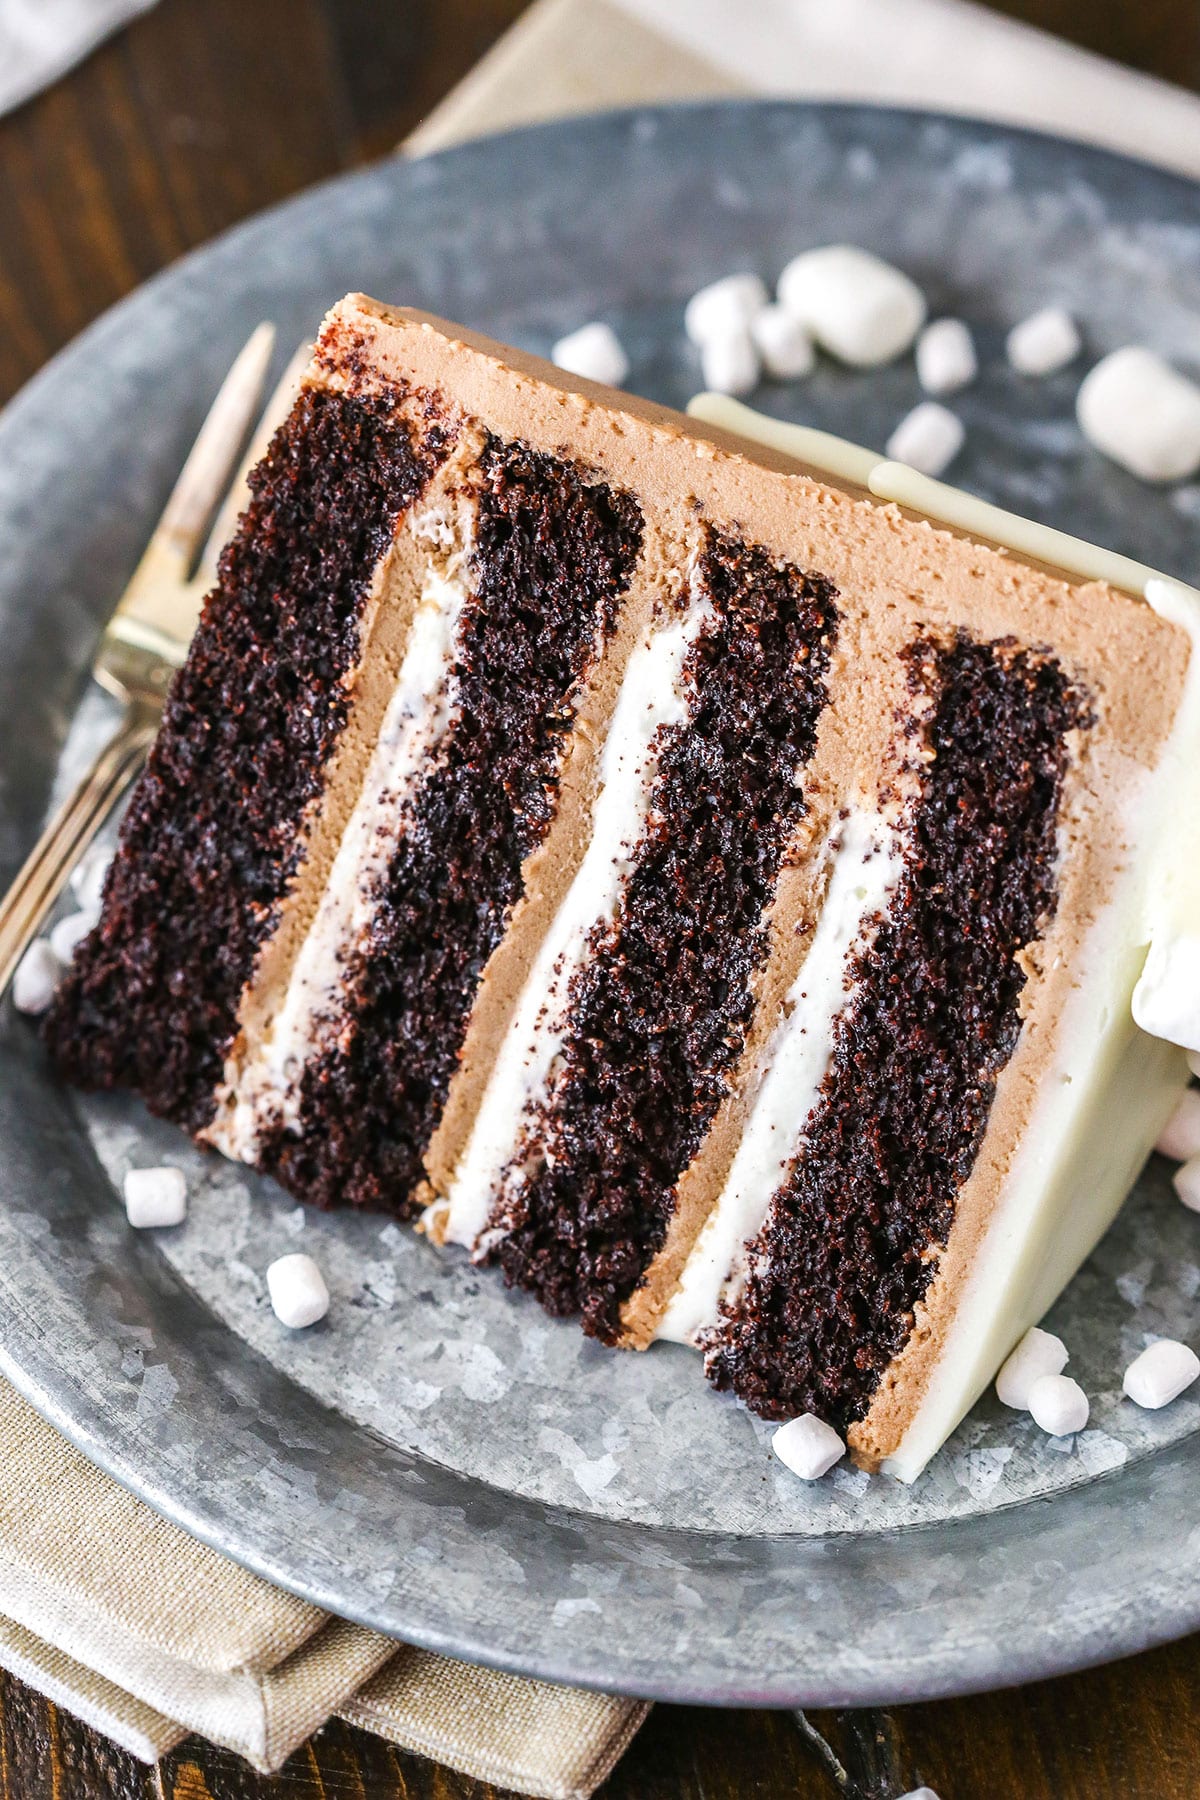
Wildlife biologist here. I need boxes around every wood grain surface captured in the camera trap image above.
[1,0,1198,1794]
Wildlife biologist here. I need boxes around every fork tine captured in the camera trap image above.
[194,340,312,592]
[123,322,276,597]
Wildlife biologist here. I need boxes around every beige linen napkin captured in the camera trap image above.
[0,1376,647,1789]
[343,1653,650,1799]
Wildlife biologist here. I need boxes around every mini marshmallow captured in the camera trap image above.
[1133,933,1200,1054]
[996,1326,1069,1410]
[1156,1089,1200,1161]
[551,322,630,388]
[1173,1156,1200,1213]
[123,1166,187,1229]
[71,843,111,913]
[699,327,760,397]
[1123,1338,1200,1410]
[267,1252,330,1329]
[776,245,926,368]
[885,401,964,478]
[897,1791,941,1800]
[49,908,98,965]
[915,318,977,395]
[1006,306,1081,376]
[1077,347,1200,484]
[12,940,61,1015]
[684,273,768,346]
[750,304,816,380]
[1027,1373,1089,1437]
[772,1414,846,1480]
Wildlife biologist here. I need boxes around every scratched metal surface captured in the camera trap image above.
[0,104,1198,1705]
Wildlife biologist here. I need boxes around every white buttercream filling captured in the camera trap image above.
[439,580,716,1252]
[657,809,903,1345]
[210,505,475,1161]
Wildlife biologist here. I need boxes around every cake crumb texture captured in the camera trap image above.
[45,385,450,1128]
[707,633,1089,1428]
[493,528,839,1340]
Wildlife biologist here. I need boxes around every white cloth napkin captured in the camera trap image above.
[409,0,1200,181]
[0,0,158,118]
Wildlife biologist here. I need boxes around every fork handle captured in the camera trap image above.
[0,701,159,993]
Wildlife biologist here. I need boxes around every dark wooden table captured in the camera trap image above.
[2,2,1199,1794]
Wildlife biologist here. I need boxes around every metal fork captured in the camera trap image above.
[0,326,311,992]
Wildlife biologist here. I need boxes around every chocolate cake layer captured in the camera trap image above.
[257,435,643,1212]
[45,386,449,1130]
[706,633,1089,1428]
[490,529,838,1341]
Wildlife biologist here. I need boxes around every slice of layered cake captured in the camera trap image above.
[45,297,1200,1480]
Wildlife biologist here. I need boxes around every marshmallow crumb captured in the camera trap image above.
[123,1166,187,1229]
[751,304,815,380]
[50,908,99,966]
[1027,1373,1089,1437]
[551,322,629,388]
[267,1253,330,1329]
[777,245,925,368]
[1174,1156,1200,1213]
[684,273,768,346]
[885,401,964,477]
[1156,1090,1200,1162]
[12,940,61,1015]
[1123,1338,1200,1410]
[1006,306,1081,376]
[916,318,977,395]
[772,1413,846,1481]
[1077,347,1200,484]
[996,1326,1069,1410]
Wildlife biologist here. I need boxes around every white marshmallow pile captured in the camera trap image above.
[1006,306,1081,377]
[1155,1089,1200,1162]
[123,1166,187,1229]
[1133,934,1200,1054]
[996,1329,1089,1437]
[1077,347,1200,483]
[1027,1372,1089,1437]
[49,908,98,965]
[777,245,926,368]
[684,273,768,396]
[772,1413,845,1480]
[12,940,61,1015]
[995,1326,1069,1410]
[885,401,964,478]
[1123,1339,1200,1410]
[915,318,977,396]
[266,1253,330,1329]
[550,322,630,389]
